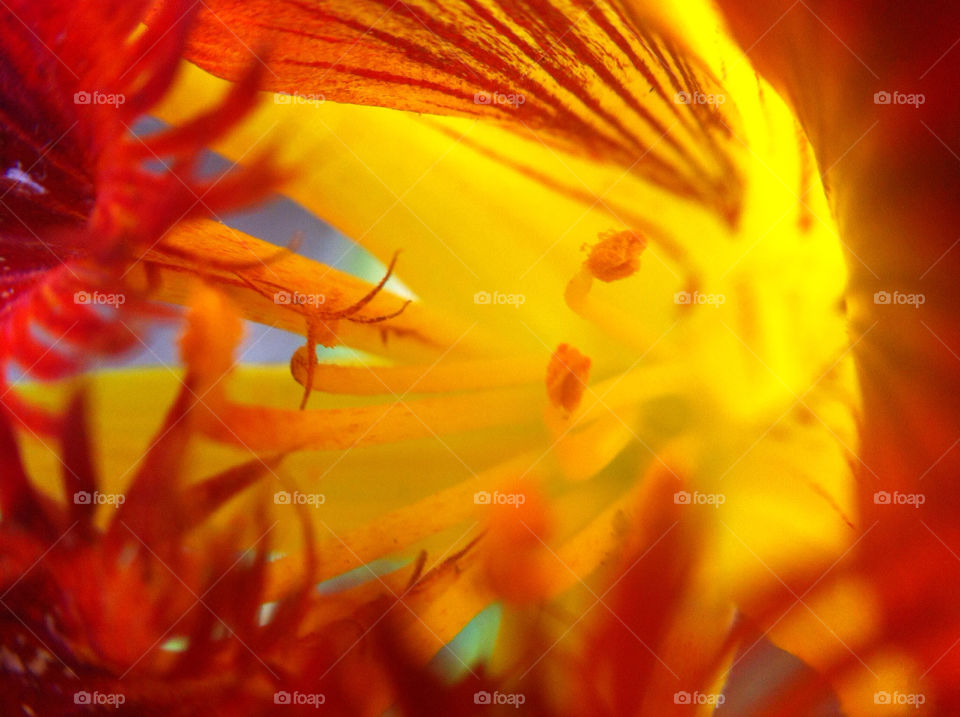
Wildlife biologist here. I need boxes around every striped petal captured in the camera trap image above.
[181,0,744,217]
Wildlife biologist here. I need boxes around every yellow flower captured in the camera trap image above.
[154,0,859,700]
[150,0,858,607]
[16,0,954,713]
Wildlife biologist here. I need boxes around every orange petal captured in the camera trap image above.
[181,0,744,216]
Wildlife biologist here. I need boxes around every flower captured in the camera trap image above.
[159,0,859,660]
[0,0,283,434]
[4,0,956,714]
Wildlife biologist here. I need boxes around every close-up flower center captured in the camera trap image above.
[4,0,959,714]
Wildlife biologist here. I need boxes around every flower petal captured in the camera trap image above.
[181,0,744,214]
[716,1,960,706]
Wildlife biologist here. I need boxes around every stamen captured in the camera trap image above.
[289,351,544,396]
[583,229,646,282]
[564,231,654,352]
[200,386,539,451]
[546,344,592,415]
[304,452,539,583]
[156,230,304,273]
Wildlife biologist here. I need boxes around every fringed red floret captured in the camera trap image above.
[0,0,277,434]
